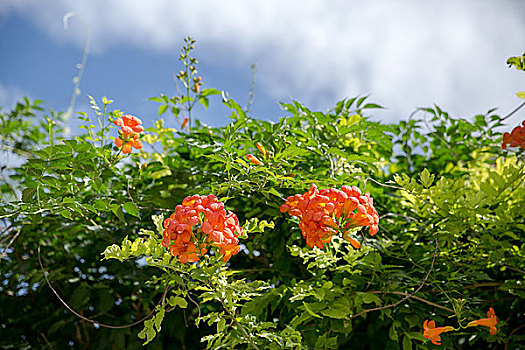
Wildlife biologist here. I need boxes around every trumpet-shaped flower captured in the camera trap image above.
[422,320,454,345]
[467,307,497,335]
[113,114,144,134]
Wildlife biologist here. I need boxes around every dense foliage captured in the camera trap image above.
[1,41,524,349]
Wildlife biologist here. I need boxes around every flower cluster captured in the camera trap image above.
[113,114,144,154]
[162,194,243,263]
[280,183,379,250]
[501,120,525,149]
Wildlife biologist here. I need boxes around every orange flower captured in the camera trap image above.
[247,154,264,166]
[163,194,242,263]
[115,134,143,154]
[501,120,525,149]
[256,142,266,156]
[181,117,189,129]
[423,320,454,345]
[467,307,497,335]
[113,114,144,134]
[113,114,144,154]
[281,184,379,250]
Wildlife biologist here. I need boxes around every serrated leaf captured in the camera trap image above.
[420,168,434,188]
[389,323,398,341]
[154,306,165,332]
[167,296,188,309]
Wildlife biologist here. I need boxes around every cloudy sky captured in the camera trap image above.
[1,0,524,129]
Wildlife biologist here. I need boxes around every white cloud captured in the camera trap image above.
[0,82,29,108]
[2,0,525,123]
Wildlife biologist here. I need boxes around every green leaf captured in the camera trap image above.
[59,209,72,220]
[358,292,381,305]
[420,168,434,188]
[303,302,322,318]
[122,202,140,217]
[199,96,209,109]
[157,104,168,116]
[200,88,221,97]
[362,103,384,109]
[171,106,180,117]
[320,297,351,319]
[402,336,412,350]
[110,204,125,222]
[138,319,157,345]
[217,317,226,332]
[167,296,188,309]
[21,188,36,202]
[389,323,399,341]
[517,91,525,99]
[154,306,165,332]
[347,113,361,126]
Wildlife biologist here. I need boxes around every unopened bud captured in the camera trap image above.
[181,117,189,129]
[246,154,264,166]
[256,142,266,156]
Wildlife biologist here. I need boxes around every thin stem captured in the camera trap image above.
[501,100,525,122]
[365,290,453,313]
[206,280,260,350]
[38,245,167,329]
[504,323,525,350]
[351,237,438,319]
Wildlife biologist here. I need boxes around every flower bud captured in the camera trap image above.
[246,154,264,166]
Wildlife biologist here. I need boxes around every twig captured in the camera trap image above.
[365,291,453,313]
[504,323,525,350]
[207,280,260,350]
[38,245,167,329]
[138,206,172,213]
[40,332,53,349]
[501,100,525,122]
[351,238,438,319]
[0,228,22,259]
[363,249,376,291]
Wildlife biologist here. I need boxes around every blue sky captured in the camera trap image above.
[1,1,524,130]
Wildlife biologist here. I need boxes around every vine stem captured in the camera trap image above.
[38,245,168,329]
[501,100,525,122]
[206,280,260,350]
[504,323,525,350]
[351,237,438,319]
